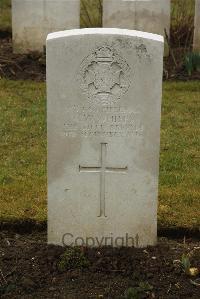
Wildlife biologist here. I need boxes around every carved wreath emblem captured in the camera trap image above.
[78,46,131,106]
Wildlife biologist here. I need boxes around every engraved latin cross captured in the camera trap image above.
[79,143,128,217]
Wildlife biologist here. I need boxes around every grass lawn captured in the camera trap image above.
[0,0,11,32]
[0,79,199,232]
[0,80,46,223]
[159,81,200,231]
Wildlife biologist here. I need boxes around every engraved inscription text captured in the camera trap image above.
[64,105,143,138]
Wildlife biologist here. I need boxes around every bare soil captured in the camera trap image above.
[0,230,200,299]
[0,34,45,81]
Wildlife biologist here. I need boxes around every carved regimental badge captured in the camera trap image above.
[78,46,131,106]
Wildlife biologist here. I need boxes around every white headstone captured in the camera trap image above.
[47,28,164,248]
[103,0,170,56]
[12,0,80,53]
[194,0,200,51]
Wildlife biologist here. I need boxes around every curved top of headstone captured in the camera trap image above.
[47,28,164,43]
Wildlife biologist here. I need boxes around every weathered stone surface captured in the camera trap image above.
[103,0,170,56]
[194,0,200,51]
[47,28,164,247]
[12,0,80,53]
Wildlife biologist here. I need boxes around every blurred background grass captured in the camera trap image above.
[0,0,11,33]
[171,0,195,49]
[81,0,102,28]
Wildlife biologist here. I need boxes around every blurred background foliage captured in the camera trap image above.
[0,0,198,76]
[0,0,196,50]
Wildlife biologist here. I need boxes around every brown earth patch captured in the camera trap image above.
[0,230,199,299]
[0,35,45,81]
